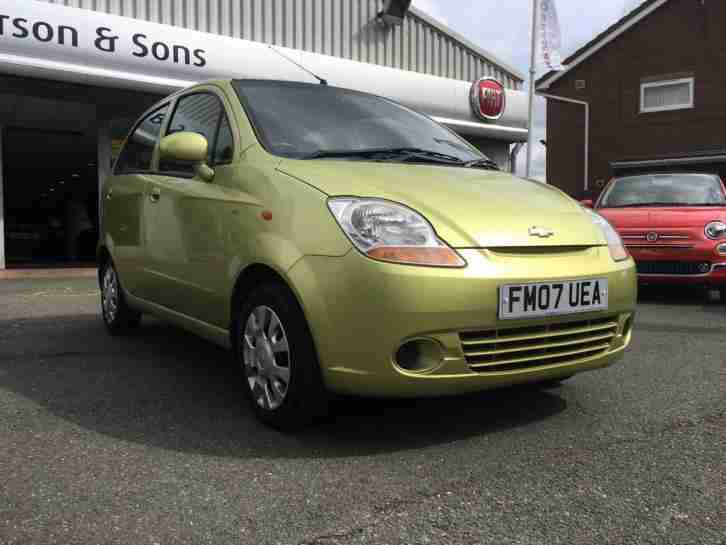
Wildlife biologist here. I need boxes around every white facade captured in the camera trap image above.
[37,0,524,89]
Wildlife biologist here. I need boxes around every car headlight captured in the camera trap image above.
[327,197,466,267]
[705,221,726,240]
[585,209,629,262]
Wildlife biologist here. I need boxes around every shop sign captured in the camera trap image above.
[470,78,506,122]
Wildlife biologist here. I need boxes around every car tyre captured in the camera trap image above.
[100,260,141,335]
[234,282,328,430]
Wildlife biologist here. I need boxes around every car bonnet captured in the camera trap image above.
[278,160,606,248]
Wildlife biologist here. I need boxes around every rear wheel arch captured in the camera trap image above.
[97,246,112,284]
[99,255,141,334]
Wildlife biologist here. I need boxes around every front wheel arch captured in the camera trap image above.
[99,257,141,334]
[229,263,320,364]
[230,269,328,428]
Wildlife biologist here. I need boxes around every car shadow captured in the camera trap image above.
[637,284,725,318]
[0,314,567,459]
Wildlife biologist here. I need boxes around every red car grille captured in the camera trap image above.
[636,261,711,275]
[622,232,695,249]
[622,232,691,241]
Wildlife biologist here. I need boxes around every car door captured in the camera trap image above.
[144,90,237,326]
[104,103,169,299]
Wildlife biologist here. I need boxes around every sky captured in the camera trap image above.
[411,0,644,179]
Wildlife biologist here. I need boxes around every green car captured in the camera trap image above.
[99,79,637,429]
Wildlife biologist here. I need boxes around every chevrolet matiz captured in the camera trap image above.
[99,79,637,429]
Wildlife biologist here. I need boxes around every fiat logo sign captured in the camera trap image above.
[470,78,506,121]
[646,232,659,242]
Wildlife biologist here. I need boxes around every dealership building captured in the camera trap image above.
[537,0,726,199]
[0,0,528,269]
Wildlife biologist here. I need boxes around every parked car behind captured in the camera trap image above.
[99,79,637,429]
[586,173,726,300]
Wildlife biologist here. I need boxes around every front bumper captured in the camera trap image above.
[629,244,726,286]
[288,247,637,397]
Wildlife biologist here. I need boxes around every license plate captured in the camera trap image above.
[499,279,609,320]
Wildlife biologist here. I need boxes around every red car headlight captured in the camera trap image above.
[705,221,726,240]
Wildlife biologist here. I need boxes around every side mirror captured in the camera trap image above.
[159,132,215,182]
[580,199,594,208]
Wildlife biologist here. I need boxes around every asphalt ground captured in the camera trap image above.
[0,277,724,545]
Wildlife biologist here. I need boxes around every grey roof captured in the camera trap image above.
[408,6,525,82]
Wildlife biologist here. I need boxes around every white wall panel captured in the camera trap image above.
[39,0,523,89]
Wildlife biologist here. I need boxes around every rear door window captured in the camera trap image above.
[114,105,169,174]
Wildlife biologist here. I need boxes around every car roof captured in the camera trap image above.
[614,172,722,180]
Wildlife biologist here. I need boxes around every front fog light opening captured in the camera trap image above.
[395,338,444,374]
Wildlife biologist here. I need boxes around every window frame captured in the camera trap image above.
[211,108,235,167]
[113,103,171,175]
[159,91,236,179]
[639,77,695,114]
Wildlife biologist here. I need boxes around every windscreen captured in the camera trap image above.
[232,80,484,162]
[600,174,726,207]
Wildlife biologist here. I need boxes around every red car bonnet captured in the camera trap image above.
[596,175,726,232]
[599,206,726,230]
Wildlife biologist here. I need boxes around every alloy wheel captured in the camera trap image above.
[242,305,291,410]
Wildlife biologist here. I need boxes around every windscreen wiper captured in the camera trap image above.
[382,149,499,169]
[610,202,684,208]
[390,148,465,164]
[464,158,500,171]
[303,149,385,160]
[303,147,466,165]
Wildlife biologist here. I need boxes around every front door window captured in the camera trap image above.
[159,93,234,175]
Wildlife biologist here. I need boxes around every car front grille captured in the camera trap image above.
[622,232,691,241]
[459,317,619,373]
[636,261,711,275]
[622,232,694,249]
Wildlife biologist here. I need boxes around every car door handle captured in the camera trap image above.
[105,189,113,201]
[149,188,161,203]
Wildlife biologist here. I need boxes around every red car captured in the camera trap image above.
[584,173,726,299]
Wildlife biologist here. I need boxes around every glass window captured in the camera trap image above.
[213,114,234,164]
[600,174,726,208]
[232,80,484,162]
[114,105,168,174]
[640,78,694,113]
[160,93,226,175]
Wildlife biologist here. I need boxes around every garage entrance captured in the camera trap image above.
[2,128,99,267]
[0,75,163,271]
